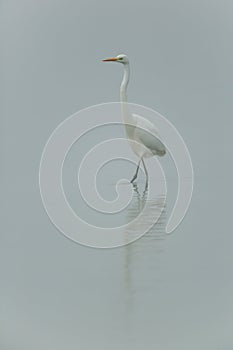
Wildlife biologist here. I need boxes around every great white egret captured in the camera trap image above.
[102,54,166,185]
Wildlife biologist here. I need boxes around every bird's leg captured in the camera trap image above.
[142,158,149,187]
[130,160,141,183]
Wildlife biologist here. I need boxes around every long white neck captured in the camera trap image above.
[120,63,130,103]
[120,63,132,125]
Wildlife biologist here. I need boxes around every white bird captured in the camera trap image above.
[102,54,166,185]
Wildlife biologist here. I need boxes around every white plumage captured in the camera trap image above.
[102,54,166,184]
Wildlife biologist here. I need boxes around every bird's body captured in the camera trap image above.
[102,54,166,184]
[125,113,166,158]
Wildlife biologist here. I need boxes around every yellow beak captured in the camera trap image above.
[102,57,118,62]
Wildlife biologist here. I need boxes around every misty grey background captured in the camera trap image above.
[1,0,233,349]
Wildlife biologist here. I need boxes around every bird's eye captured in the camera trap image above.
[118,57,123,60]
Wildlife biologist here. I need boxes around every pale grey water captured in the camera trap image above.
[2,174,233,349]
[1,0,233,349]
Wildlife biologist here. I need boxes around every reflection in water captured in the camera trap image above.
[123,182,166,313]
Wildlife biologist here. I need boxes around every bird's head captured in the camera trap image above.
[102,54,129,65]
